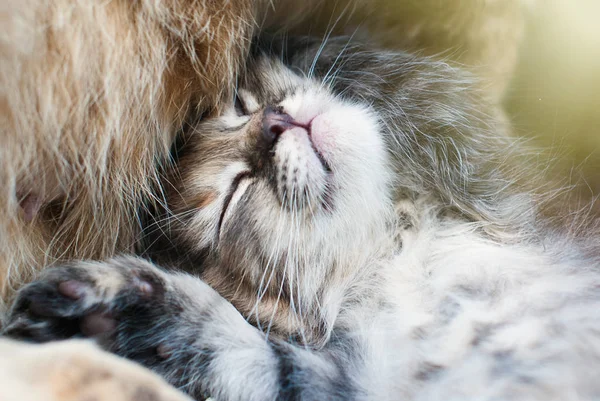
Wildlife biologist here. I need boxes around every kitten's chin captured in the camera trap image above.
[273,127,330,211]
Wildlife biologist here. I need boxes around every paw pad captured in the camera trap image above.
[80,312,117,337]
[58,280,89,300]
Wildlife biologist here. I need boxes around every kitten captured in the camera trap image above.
[4,36,600,401]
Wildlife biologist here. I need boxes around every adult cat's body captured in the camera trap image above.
[4,37,600,400]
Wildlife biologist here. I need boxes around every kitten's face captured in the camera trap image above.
[159,36,507,339]
[171,53,391,280]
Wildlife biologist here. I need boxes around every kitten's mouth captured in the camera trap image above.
[307,131,332,174]
[306,131,334,212]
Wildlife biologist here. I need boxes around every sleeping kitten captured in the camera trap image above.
[4,36,600,401]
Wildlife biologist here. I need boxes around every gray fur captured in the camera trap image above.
[4,36,600,401]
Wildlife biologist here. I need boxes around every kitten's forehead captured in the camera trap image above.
[242,47,309,104]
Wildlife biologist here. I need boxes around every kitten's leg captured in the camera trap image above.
[3,257,362,401]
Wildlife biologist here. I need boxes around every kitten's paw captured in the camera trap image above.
[2,257,166,342]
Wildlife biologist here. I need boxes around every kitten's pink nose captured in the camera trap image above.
[262,107,300,147]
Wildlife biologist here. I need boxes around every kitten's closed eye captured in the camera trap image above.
[218,171,252,237]
[167,50,388,261]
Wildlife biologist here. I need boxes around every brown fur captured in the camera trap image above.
[0,339,192,401]
[0,0,255,311]
[0,0,527,315]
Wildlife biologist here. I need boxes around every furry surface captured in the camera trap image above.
[4,36,600,400]
[0,0,256,311]
[0,0,529,315]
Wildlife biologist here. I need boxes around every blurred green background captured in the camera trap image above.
[506,0,600,208]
